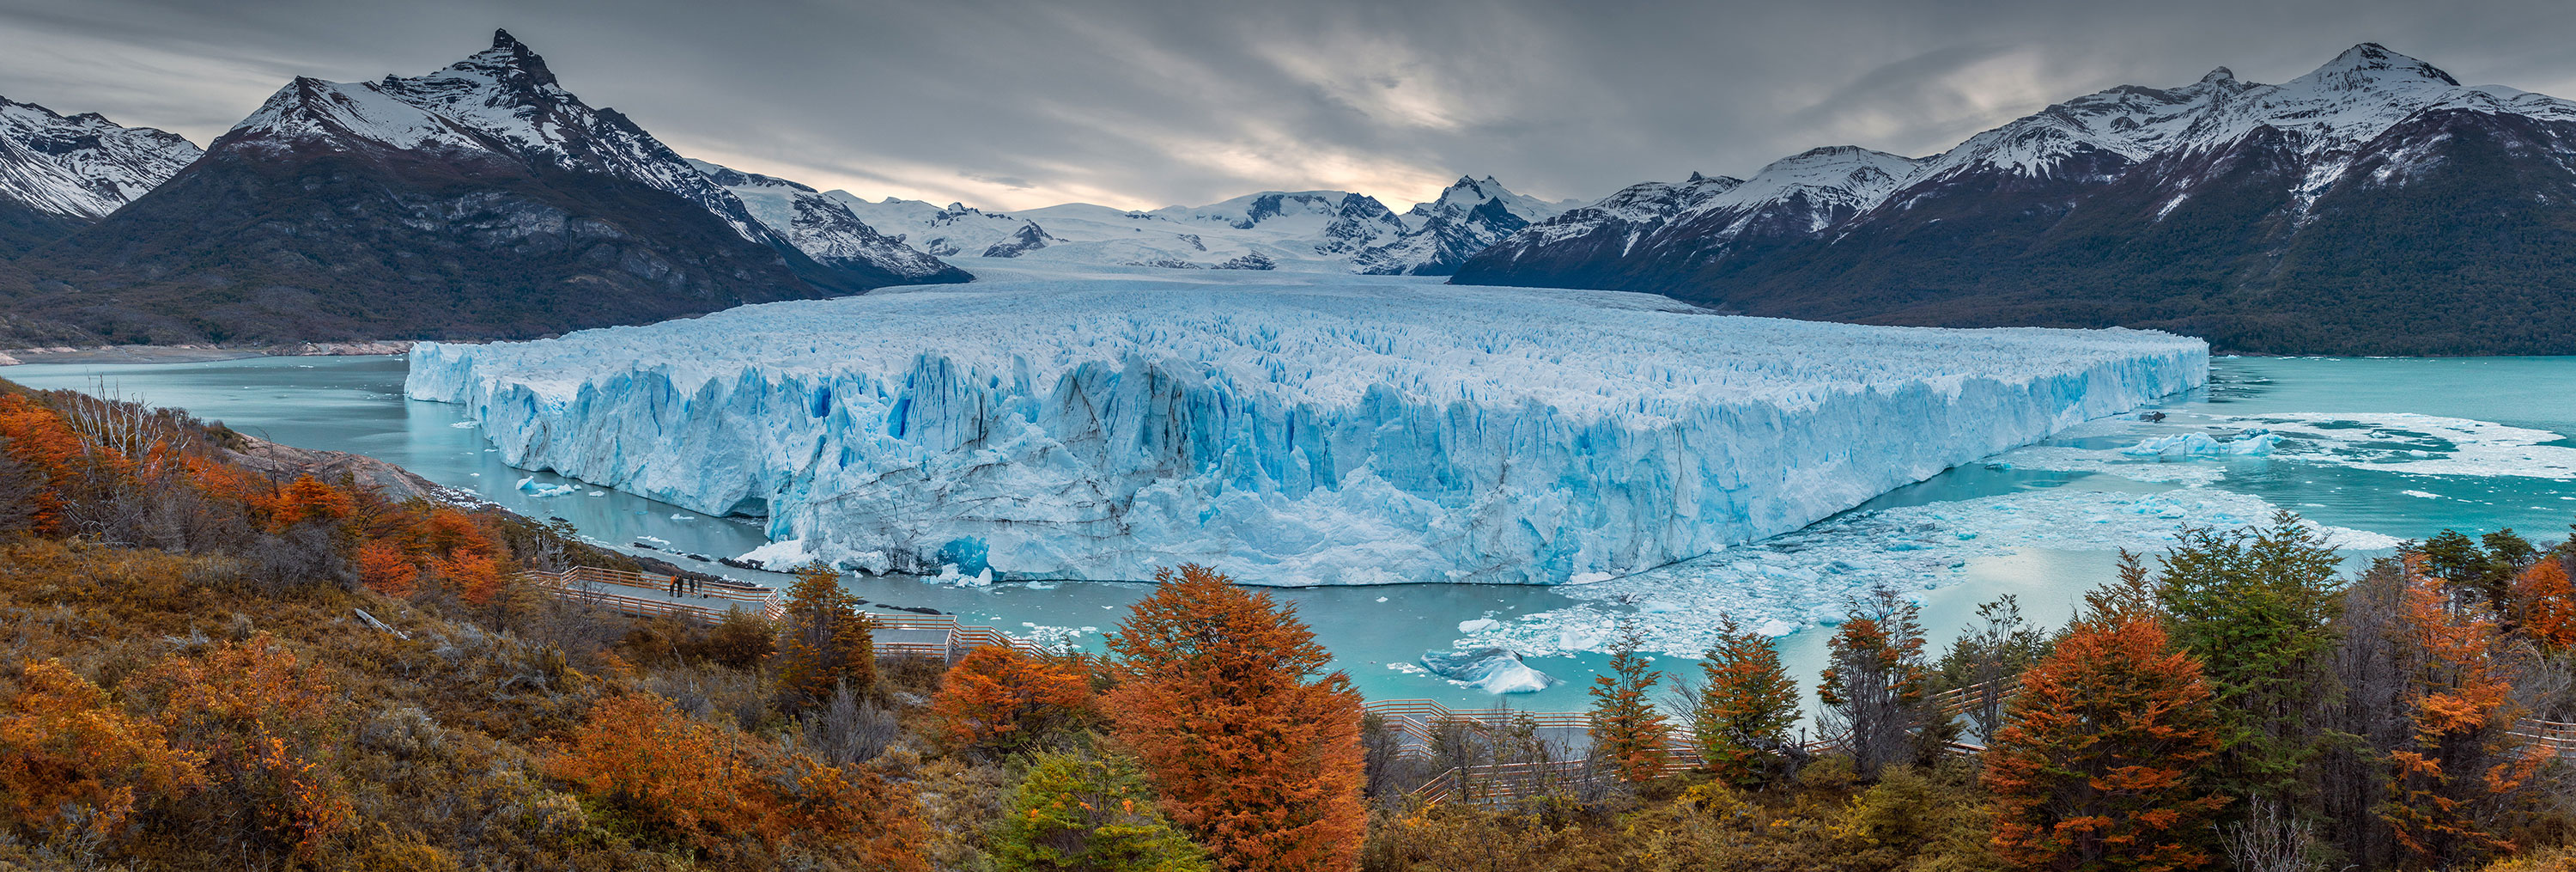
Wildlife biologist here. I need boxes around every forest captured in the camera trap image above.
[3,377,2575,871]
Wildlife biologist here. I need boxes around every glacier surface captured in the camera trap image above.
[406,265,2207,586]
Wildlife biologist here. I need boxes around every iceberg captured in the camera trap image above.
[407,267,2205,585]
[1419,648,1559,694]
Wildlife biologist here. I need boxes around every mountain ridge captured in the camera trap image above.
[1452,43,2576,355]
[0,30,958,345]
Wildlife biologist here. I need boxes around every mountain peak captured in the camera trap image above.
[438,27,559,89]
[2306,43,2458,88]
[2199,66,2235,85]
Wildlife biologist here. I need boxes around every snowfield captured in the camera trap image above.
[407,265,2207,586]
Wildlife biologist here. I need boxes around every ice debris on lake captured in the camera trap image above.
[1460,484,2400,658]
[409,267,2205,585]
[2119,430,2280,457]
[1419,648,1559,694]
[514,477,577,498]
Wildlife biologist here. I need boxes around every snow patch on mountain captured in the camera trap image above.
[0,97,202,219]
[1352,176,1572,275]
[689,159,955,280]
[224,30,781,247]
[408,263,2205,587]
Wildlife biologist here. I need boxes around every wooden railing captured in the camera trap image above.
[523,565,786,623]
[522,566,1050,662]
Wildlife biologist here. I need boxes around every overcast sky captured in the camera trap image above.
[3,0,2573,211]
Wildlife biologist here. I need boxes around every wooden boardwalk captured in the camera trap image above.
[523,566,1048,662]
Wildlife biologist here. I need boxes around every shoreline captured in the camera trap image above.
[0,340,413,366]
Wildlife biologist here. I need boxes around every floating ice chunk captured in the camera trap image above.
[1419,648,1559,693]
[635,535,671,548]
[1457,618,1503,633]
[514,477,578,498]
[1754,619,1797,637]
[671,514,696,521]
[2118,432,2279,457]
[450,420,481,429]
[734,538,812,570]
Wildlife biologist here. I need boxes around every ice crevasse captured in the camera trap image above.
[405,270,2208,586]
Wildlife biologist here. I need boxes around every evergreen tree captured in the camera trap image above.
[991,751,1214,872]
[1104,564,1364,872]
[1690,615,1798,785]
[1984,582,2229,872]
[775,561,876,710]
[2153,514,2343,810]
[1588,619,1673,784]
[1819,584,1929,779]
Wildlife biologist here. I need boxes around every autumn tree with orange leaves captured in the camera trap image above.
[1690,614,1799,786]
[775,562,878,711]
[929,645,1094,754]
[1105,564,1364,872]
[2381,558,2547,867]
[2510,557,2576,651]
[1589,619,1673,784]
[1819,583,1932,779]
[1983,580,2229,872]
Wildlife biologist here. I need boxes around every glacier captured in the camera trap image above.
[405,265,2207,586]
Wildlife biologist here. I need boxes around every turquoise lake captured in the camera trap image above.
[8,354,2572,722]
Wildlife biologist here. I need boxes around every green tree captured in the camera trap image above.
[1690,615,1799,785]
[2153,514,2342,811]
[1588,619,1672,784]
[992,751,1213,872]
[775,561,876,710]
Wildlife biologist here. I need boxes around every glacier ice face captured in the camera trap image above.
[406,265,2207,586]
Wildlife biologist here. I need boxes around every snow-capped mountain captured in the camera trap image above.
[831,179,1570,274]
[1350,175,1573,275]
[0,97,200,252]
[688,160,963,282]
[3,30,948,346]
[836,188,1406,271]
[1459,147,1918,288]
[1456,44,2576,355]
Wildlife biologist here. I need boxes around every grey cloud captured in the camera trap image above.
[1,0,2573,210]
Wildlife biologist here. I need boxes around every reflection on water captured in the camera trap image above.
[8,354,2573,713]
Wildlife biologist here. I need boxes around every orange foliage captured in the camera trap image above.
[547,692,927,868]
[1984,606,2227,872]
[2385,560,2545,864]
[0,394,82,534]
[927,645,1092,753]
[2512,558,2576,651]
[0,660,205,838]
[266,474,357,531]
[142,634,349,863]
[355,540,420,597]
[1105,564,1364,872]
[775,563,877,708]
[1588,621,1672,784]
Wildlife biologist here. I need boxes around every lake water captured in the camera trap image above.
[8,354,2573,719]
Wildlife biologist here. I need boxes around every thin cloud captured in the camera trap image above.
[0,0,2572,210]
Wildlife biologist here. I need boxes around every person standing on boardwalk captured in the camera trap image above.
[667,574,683,597]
